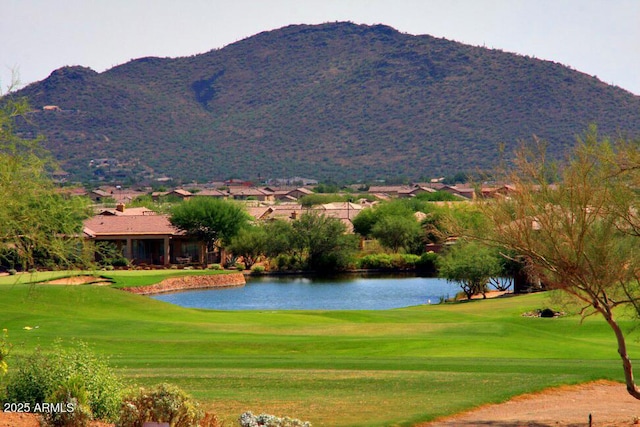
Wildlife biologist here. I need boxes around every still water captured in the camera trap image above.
[151,275,461,310]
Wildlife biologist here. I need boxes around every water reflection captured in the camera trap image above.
[152,274,461,310]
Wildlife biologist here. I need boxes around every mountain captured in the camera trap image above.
[7,22,640,184]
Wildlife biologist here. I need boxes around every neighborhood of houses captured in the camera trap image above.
[78,181,514,267]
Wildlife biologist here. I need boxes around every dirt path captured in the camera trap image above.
[2,381,638,426]
[419,380,640,427]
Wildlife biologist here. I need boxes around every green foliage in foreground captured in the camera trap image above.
[3,340,122,422]
[0,283,637,426]
[118,383,203,427]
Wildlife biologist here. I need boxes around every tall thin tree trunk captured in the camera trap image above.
[603,310,640,399]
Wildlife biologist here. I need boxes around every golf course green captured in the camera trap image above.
[0,271,635,426]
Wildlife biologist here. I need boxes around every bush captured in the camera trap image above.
[0,329,10,377]
[416,252,439,274]
[239,411,311,427]
[3,340,122,422]
[117,383,203,427]
[357,254,393,269]
[271,254,301,271]
[208,263,223,270]
[42,376,93,427]
[251,265,265,275]
[357,253,420,270]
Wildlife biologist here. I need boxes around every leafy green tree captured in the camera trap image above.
[0,96,91,271]
[477,126,640,398]
[262,220,295,259]
[371,215,422,253]
[352,207,378,237]
[170,198,249,260]
[353,200,415,238]
[290,212,358,271]
[226,226,267,269]
[437,241,502,299]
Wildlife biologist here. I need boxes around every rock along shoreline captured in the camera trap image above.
[121,272,246,295]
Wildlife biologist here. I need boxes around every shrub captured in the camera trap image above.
[208,263,223,270]
[117,383,203,427]
[235,262,245,271]
[3,340,122,422]
[272,254,300,271]
[357,254,393,269]
[7,268,17,275]
[0,329,10,377]
[416,252,439,274]
[42,376,93,427]
[239,411,311,427]
[200,412,224,427]
[251,265,265,275]
[390,254,420,269]
[358,253,426,270]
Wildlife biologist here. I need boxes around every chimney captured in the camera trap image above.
[116,203,125,212]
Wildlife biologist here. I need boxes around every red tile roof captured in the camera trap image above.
[83,214,181,237]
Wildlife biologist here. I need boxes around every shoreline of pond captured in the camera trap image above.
[121,272,246,295]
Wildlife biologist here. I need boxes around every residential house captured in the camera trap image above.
[397,186,436,198]
[314,202,364,232]
[229,187,275,202]
[194,188,228,199]
[283,187,314,200]
[83,206,205,266]
[89,189,112,203]
[152,189,193,201]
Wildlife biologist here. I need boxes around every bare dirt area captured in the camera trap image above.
[2,381,638,426]
[420,380,640,427]
[44,275,112,285]
[0,412,112,427]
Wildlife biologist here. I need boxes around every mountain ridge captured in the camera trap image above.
[8,21,640,183]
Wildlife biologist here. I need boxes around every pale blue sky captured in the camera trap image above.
[2,0,639,95]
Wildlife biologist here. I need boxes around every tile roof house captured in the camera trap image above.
[314,202,364,232]
[229,187,275,202]
[83,206,204,266]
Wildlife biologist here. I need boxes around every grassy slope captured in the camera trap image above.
[0,280,635,426]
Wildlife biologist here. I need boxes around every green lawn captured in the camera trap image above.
[0,279,636,426]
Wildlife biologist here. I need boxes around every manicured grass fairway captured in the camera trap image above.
[0,273,636,426]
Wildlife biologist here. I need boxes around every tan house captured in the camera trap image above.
[151,189,193,201]
[274,187,314,200]
[194,188,228,198]
[397,186,436,198]
[83,206,204,266]
[229,188,275,202]
[314,202,364,232]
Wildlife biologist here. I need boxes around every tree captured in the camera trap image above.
[262,220,295,258]
[476,126,640,398]
[0,95,91,271]
[437,241,502,299]
[170,198,249,261]
[290,212,358,272]
[226,226,267,269]
[353,199,417,238]
[371,215,422,253]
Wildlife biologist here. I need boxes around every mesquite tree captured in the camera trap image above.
[0,95,91,271]
[170,197,249,262]
[477,126,640,398]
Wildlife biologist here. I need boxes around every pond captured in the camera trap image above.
[151,274,462,310]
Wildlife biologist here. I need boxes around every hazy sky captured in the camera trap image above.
[2,0,639,95]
